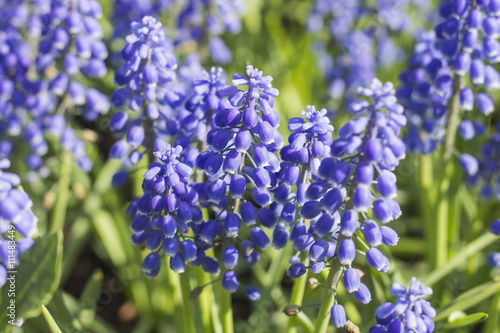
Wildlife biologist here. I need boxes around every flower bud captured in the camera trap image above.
[222,270,239,293]
[330,304,346,328]
[338,238,356,265]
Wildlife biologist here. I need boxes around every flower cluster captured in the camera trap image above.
[126,64,282,300]
[399,0,499,154]
[193,65,282,295]
[270,105,334,253]
[369,278,436,333]
[0,0,110,178]
[460,123,500,198]
[110,0,245,64]
[286,79,406,327]
[109,16,178,168]
[129,145,202,277]
[169,66,227,168]
[176,0,245,64]
[308,0,428,102]
[0,158,38,288]
[488,219,500,268]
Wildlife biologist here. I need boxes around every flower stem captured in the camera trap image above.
[434,75,463,269]
[180,268,197,333]
[195,266,213,333]
[484,290,500,333]
[312,252,344,333]
[50,150,72,231]
[286,256,308,333]
[220,277,233,333]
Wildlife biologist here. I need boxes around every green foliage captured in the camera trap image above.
[0,232,63,328]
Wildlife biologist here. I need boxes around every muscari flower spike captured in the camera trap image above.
[285,79,405,327]
[0,158,38,288]
[370,278,436,333]
[128,144,202,278]
[192,64,282,296]
[307,0,428,102]
[109,16,178,168]
[460,123,500,199]
[399,0,499,154]
[0,0,108,178]
[488,219,500,268]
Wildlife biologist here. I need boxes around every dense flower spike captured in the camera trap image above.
[109,16,178,167]
[488,219,500,268]
[192,64,282,293]
[398,1,499,154]
[308,0,429,103]
[0,0,109,176]
[463,123,500,199]
[129,144,200,277]
[110,0,245,64]
[370,278,436,333]
[284,79,406,328]
[0,158,38,288]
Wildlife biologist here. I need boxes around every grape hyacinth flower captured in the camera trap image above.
[399,0,500,154]
[461,123,500,199]
[488,219,500,268]
[109,0,245,64]
[175,0,245,64]
[0,0,108,177]
[192,64,282,295]
[290,79,406,329]
[0,158,38,288]
[274,105,334,270]
[128,144,201,278]
[370,278,436,333]
[109,16,178,166]
[307,0,429,103]
[170,66,228,168]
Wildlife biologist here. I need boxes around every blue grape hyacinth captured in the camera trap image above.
[461,123,500,199]
[193,64,282,295]
[399,0,500,154]
[129,144,200,277]
[110,0,245,64]
[488,219,500,268]
[0,158,38,288]
[370,278,436,333]
[109,16,178,166]
[286,79,406,327]
[308,0,429,103]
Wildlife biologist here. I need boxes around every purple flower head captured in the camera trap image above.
[0,158,38,287]
[371,278,435,333]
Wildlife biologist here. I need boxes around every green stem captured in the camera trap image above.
[312,254,344,333]
[484,291,500,333]
[50,150,72,231]
[418,155,435,263]
[166,262,185,333]
[180,269,197,333]
[195,267,212,333]
[421,232,498,287]
[220,281,233,333]
[434,75,462,269]
[286,256,308,333]
[295,312,314,333]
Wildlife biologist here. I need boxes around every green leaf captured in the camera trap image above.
[78,269,103,328]
[422,232,498,287]
[0,231,63,328]
[45,291,83,332]
[435,281,500,321]
[91,209,128,267]
[41,306,63,333]
[443,312,488,329]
